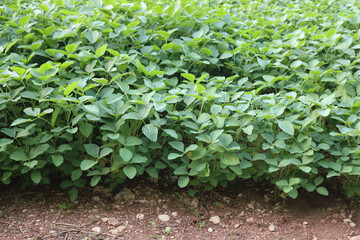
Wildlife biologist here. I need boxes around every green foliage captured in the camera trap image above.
[0,0,360,200]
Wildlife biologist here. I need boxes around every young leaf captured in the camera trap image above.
[221,153,240,165]
[31,171,41,184]
[52,155,64,166]
[278,120,294,136]
[142,124,158,142]
[68,187,78,202]
[120,148,133,162]
[80,160,97,171]
[123,166,137,179]
[95,44,107,57]
[178,176,190,188]
[84,144,100,158]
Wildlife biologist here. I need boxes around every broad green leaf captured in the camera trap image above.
[181,73,195,82]
[29,144,49,159]
[71,169,83,181]
[85,31,100,43]
[316,187,329,196]
[145,168,158,178]
[123,166,136,179]
[91,175,101,186]
[65,44,78,54]
[99,147,113,158]
[278,120,294,136]
[125,136,143,146]
[10,150,28,161]
[80,160,97,171]
[178,176,189,188]
[84,144,100,158]
[164,129,178,139]
[19,15,31,27]
[142,124,158,142]
[0,138,13,147]
[219,134,233,148]
[31,171,41,184]
[64,80,80,96]
[221,153,240,166]
[120,148,133,162]
[169,141,184,152]
[95,44,107,57]
[68,187,78,202]
[219,52,233,59]
[11,118,31,126]
[325,28,336,38]
[52,155,64,166]
[79,122,93,138]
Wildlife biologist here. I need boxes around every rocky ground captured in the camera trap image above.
[0,178,359,240]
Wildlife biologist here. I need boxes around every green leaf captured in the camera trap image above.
[221,153,240,166]
[181,73,195,82]
[19,15,31,27]
[79,122,93,138]
[84,144,100,158]
[288,189,298,199]
[325,28,336,38]
[11,118,31,126]
[289,178,301,186]
[316,187,329,196]
[85,31,100,43]
[145,168,158,178]
[95,44,107,57]
[83,105,99,115]
[219,52,233,59]
[31,171,41,184]
[178,176,190,188]
[0,138,13,147]
[123,166,137,179]
[91,175,101,187]
[64,80,80,96]
[71,169,83,181]
[142,124,158,142]
[120,148,133,162]
[29,144,49,159]
[80,160,97,171]
[278,120,294,136]
[168,153,183,160]
[125,136,142,146]
[24,160,38,169]
[10,150,28,161]
[219,134,233,148]
[99,147,113,158]
[52,155,64,166]
[131,155,147,163]
[169,141,184,152]
[65,44,78,54]
[163,129,178,139]
[68,187,78,202]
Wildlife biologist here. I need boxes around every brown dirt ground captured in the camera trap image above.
[0,178,359,240]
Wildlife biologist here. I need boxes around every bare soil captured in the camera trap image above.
[0,178,359,240]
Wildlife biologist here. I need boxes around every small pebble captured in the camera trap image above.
[269,224,275,232]
[350,223,356,228]
[208,227,213,232]
[91,227,101,233]
[209,216,221,224]
[159,214,170,222]
[171,212,178,217]
[246,217,255,223]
